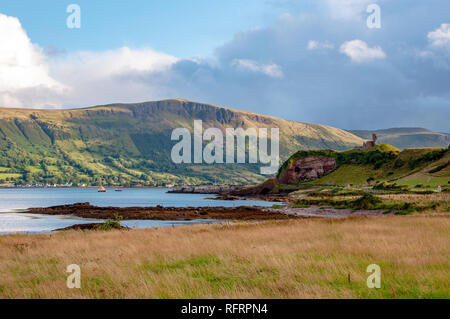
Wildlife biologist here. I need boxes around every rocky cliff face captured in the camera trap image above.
[279,156,337,184]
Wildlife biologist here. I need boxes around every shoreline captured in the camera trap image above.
[23,201,408,224]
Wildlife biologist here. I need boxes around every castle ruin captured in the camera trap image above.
[356,134,378,150]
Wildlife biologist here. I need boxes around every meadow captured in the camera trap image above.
[0,215,448,299]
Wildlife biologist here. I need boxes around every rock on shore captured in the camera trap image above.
[26,203,293,221]
[168,185,243,194]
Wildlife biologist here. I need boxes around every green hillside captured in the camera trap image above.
[0,99,364,186]
[279,145,449,189]
[349,128,450,149]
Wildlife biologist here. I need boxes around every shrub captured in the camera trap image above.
[394,159,405,168]
[413,190,435,195]
[98,215,124,231]
[409,149,448,169]
[352,193,382,210]
[429,161,450,174]
[374,161,384,170]
[373,182,409,191]
[395,210,414,216]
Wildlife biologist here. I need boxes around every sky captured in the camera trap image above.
[0,0,449,132]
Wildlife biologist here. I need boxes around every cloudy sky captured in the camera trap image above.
[0,0,449,132]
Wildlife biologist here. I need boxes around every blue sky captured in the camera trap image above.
[0,0,290,57]
[0,0,449,132]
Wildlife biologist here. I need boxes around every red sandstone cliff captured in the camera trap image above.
[279,156,337,184]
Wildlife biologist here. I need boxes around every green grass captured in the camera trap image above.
[308,164,378,186]
[293,193,445,213]
[140,255,222,274]
[26,166,43,173]
[368,144,401,153]
[0,173,22,179]
[395,179,449,188]
[395,210,414,216]
[278,147,449,189]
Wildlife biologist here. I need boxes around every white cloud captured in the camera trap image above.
[307,40,334,50]
[52,47,178,79]
[0,14,180,108]
[428,23,450,50]
[49,47,179,106]
[0,14,65,107]
[231,59,284,78]
[323,0,375,20]
[339,40,386,63]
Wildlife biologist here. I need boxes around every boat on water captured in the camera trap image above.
[115,189,123,192]
[98,186,106,192]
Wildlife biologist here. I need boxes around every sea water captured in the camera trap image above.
[0,188,276,234]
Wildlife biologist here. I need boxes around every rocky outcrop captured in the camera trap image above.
[168,185,243,194]
[27,202,294,221]
[230,178,279,196]
[279,156,337,184]
[55,223,130,232]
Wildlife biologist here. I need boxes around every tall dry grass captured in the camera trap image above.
[0,215,448,299]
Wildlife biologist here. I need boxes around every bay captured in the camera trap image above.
[0,188,277,235]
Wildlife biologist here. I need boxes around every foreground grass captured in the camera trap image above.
[0,216,449,299]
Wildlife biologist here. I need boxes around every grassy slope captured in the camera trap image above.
[0,216,448,299]
[395,151,450,187]
[0,99,364,185]
[279,145,449,187]
[350,128,450,150]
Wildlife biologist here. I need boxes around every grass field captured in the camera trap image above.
[0,215,448,299]
[395,179,449,188]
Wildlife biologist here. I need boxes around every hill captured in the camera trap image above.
[0,99,364,186]
[276,145,449,189]
[349,128,450,149]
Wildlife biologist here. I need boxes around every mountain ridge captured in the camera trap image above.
[0,99,365,185]
[1,99,447,186]
[349,128,450,150]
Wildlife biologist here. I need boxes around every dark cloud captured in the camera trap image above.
[7,1,448,132]
[146,0,450,132]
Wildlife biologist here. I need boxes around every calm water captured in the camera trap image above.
[0,188,276,235]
